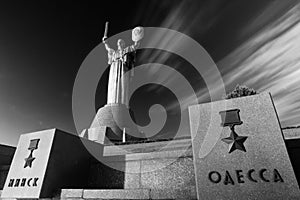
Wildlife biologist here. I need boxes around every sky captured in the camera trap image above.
[1,0,300,146]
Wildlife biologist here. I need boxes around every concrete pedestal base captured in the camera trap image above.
[87,139,196,200]
[87,104,143,144]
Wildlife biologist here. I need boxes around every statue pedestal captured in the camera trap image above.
[85,104,143,144]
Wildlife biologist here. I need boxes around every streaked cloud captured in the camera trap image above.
[146,0,300,127]
[219,4,300,126]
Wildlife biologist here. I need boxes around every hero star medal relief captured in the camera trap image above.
[24,139,40,168]
[219,109,248,153]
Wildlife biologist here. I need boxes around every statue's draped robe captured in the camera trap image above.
[107,45,136,106]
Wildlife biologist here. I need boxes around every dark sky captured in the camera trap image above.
[1,0,300,146]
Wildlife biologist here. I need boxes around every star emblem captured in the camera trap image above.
[222,131,247,153]
[24,152,35,168]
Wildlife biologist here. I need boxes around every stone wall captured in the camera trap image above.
[283,127,300,139]
[88,139,197,199]
[0,145,15,190]
[0,166,9,191]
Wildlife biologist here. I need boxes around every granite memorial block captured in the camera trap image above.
[189,92,300,200]
[0,144,15,166]
[0,144,15,189]
[1,128,103,199]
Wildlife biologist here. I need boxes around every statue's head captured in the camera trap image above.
[117,39,125,50]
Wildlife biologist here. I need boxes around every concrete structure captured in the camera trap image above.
[0,134,300,199]
[84,103,142,144]
[189,93,300,199]
[53,134,300,200]
[1,129,103,199]
[1,94,300,199]
[0,145,15,190]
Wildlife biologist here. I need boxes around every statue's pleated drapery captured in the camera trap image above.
[107,45,136,106]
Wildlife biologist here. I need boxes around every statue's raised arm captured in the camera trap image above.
[102,37,114,52]
[102,22,114,53]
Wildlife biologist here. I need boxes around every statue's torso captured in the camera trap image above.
[108,45,135,64]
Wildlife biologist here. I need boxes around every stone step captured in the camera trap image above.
[61,189,150,199]
[60,188,197,200]
[0,189,197,200]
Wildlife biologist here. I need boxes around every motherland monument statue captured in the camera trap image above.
[102,22,144,106]
[87,22,144,143]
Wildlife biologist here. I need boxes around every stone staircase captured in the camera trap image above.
[60,188,196,200]
[61,189,150,199]
[1,188,197,200]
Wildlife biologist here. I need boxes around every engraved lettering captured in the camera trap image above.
[224,170,235,185]
[20,178,26,187]
[236,170,244,183]
[208,171,221,183]
[14,179,20,187]
[8,179,14,187]
[259,169,270,182]
[273,169,284,183]
[32,178,38,187]
[247,169,257,182]
[27,178,32,187]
